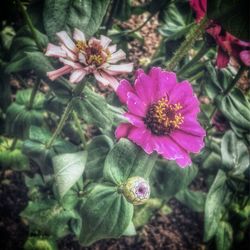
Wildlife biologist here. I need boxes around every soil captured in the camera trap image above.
[0,169,205,250]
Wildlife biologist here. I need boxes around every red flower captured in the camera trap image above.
[190,0,250,68]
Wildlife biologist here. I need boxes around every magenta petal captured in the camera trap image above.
[135,68,144,78]
[240,50,250,66]
[179,97,200,118]
[216,47,230,68]
[128,127,154,154]
[176,156,192,168]
[124,113,144,127]
[149,68,177,100]
[170,130,205,153]
[116,79,134,104]
[135,72,156,104]
[127,92,147,117]
[179,117,206,136]
[115,123,131,139]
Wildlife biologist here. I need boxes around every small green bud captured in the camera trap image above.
[122,176,150,205]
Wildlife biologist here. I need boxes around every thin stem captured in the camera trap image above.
[187,70,204,82]
[166,17,208,71]
[46,100,74,149]
[27,78,40,110]
[223,66,246,95]
[177,42,210,76]
[9,138,18,151]
[16,0,43,51]
[72,111,87,148]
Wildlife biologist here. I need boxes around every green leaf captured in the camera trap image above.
[78,183,133,246]
[215,221,233,250]
[207,0,249,41]
[217,89,250,131]
[123,221,136,236]
[73,86,114,131]
[150,160,198,200]
[24,236,58,250]
[23,126,78,182]
[53,151,87,199]
[176,189,206,212]
[133,198,163,228]
[5,89,45,139]
[221,130,249,175]
[112,0,131,21]
[85,135,113,180]
[103,138,157,185]
[204,170,230,241]
[159,1,194,41]
[43,0,111,41]
[21,198,80,238]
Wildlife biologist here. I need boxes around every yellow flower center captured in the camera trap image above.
[144,96,184,135]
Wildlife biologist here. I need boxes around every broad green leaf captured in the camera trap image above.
[24,236,58,250]
[207,0,249,41]
[150,160,198,200]
[217,89,250,131]
[176,189,206,212]
[103,138,157,185]
[112,0,131,21]
[78,183,133,246]
[23,126,78,182]
[201,152,222,173]
[85,135,113,180]
[159,1,194,41]
[123,221,136,236]
[204,170,230,241]
[215,221,233,250]
[5,89,45,139]
[133,198,163,229]
[21,198,80,238]
[73,86,114,131]
[43,0,111,41]
[221,130,249,175]
[53,151,87,199]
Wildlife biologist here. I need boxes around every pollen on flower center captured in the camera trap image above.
[144,96,184,135]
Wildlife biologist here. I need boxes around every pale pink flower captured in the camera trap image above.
[45,29,133,89]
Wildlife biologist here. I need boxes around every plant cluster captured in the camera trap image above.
[0,0,249,249]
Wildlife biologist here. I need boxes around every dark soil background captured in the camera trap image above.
[0,170,205,250]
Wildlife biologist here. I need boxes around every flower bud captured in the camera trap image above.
[122,176,150,205]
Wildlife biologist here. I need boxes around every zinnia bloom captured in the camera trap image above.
[115,67,206,168]
[190,0,250,68]
[45,28,133,89]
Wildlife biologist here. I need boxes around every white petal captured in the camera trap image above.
[61,44,77,61]
[78,53,87,65]
[59,58,82,69]
[99,71,119,90]
[56,31,76,51]
[73,28,86,42]
[93,71,110,86]
[108,49,126,63]
[45,43,66,58]
[47,65,72,81]
[100,35,112,49]
[69,69,87,83]
[105,63,133,75]
[108,44,117,54]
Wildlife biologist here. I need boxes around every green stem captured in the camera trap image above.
[46,100,74,149]
[27,78,40,110]
[144,153,158,179]
[166,17,208,71]
[16,0,43,51]
[177,42,210,76]
[72,111,87,148]
[187,70,204,82]
[9,138,18,151]
[223,66,246,95]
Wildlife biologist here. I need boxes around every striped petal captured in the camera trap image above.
[45,43,66,58]
[59,58,82,69]
[47,65,72,81]
[108,49,126,63]
[69,69,87,83]
[60,44,77,61]
[73,28,86,42]
[108,44,117,54]
[100,35,112,49]
[56,31,76,51]
[105,63,133,75]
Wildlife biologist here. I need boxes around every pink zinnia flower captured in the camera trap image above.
[115,67,206,168]
[45,29,133,89]
[190,0,250,68]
